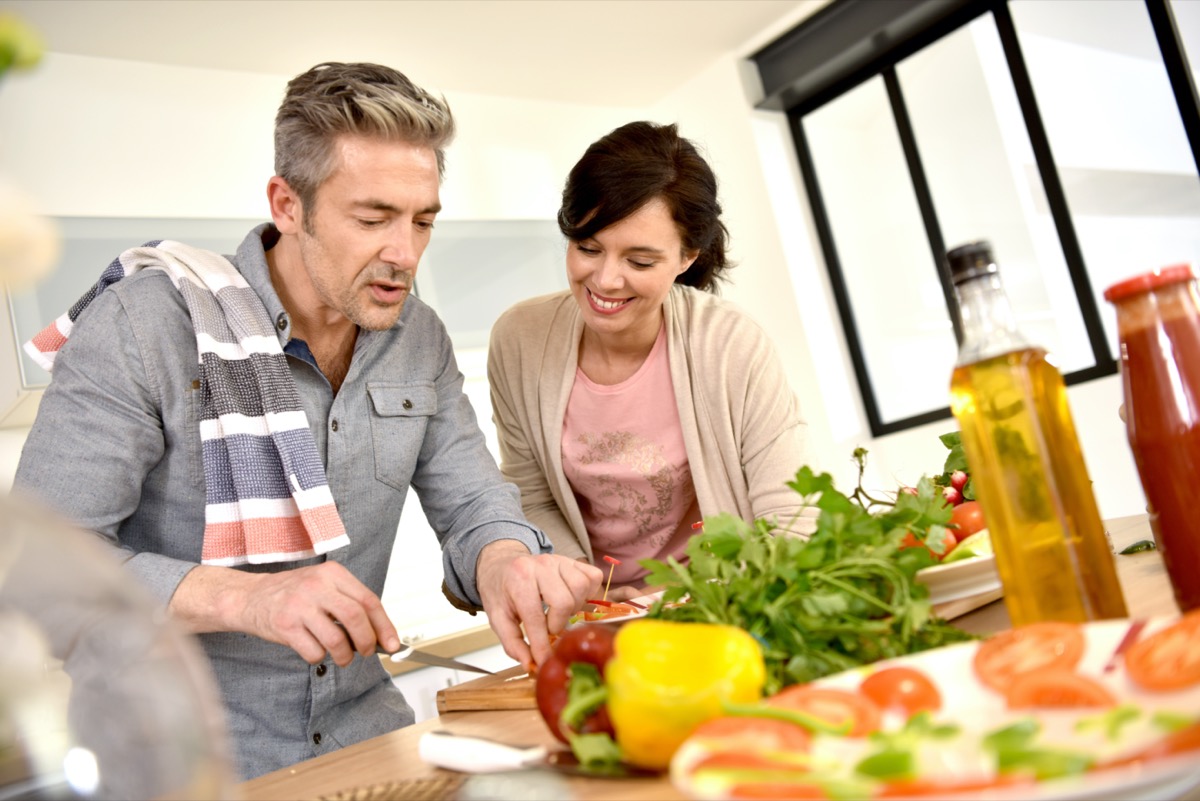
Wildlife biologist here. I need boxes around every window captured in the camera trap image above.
[753,0,1200,436]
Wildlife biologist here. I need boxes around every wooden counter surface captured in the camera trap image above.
[239,514,1196,801]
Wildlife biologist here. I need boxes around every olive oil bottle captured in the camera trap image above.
[947,241,1127,625]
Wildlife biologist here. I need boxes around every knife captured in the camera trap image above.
[379,643,495,675]
[418,730,659,777]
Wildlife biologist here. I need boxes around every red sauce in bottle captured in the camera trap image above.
[1105,265,1200,612]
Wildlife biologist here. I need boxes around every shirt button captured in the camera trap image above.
[312,732,322,745]
[403,399,413,410]
[315,663,327,677]
[331,419,339,432]
[276,312,289,331]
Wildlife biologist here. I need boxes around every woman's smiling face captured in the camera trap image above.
[566,197,698,345]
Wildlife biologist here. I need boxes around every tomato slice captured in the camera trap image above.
[730,781,829,800]
[1004,668,1118,709]
[1123,611,1200,691]
[690,716,812,754]
[972,622,1086,694]
[580,603,638,621]
[858,666,942,717]
[766,686,882,737]
[873,773,1035,798]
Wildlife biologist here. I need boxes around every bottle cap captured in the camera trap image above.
[1102,263,1196,302]
[946,241,997,286]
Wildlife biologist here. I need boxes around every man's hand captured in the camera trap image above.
[475,540,603,670]
[170,561,400,667]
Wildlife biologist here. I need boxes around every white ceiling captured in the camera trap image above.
[6,0,824,106]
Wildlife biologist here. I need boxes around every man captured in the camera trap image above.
[13,62,602,781]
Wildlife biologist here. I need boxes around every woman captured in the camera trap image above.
[488,121,814,597]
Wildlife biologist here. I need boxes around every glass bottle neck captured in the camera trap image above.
[954,272,1029,365]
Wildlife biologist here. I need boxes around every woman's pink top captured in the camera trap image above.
[561,324,700,587]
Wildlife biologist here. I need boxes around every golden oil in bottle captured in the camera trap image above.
[950,348,1128,624]
[946,242,1127,626]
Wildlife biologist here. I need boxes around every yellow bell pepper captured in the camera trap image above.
[605,619,766,770]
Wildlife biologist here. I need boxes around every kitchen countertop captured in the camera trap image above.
[241,512,1195,801]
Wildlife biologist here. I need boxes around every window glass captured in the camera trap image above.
[1010,0,1200,351]
[1172,0,1200,72]
[897,15,1095,372]
[803,77,958,424]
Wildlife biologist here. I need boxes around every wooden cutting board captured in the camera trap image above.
[436,664,536,713]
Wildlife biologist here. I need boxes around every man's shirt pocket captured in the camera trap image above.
[366,383,437,491]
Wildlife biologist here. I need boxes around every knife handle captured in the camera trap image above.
[418,730,547,773]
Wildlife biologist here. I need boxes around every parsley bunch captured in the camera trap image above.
[642,465,975,695]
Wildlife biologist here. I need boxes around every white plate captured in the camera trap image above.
[814,617,1200,800]
[916,536,1002,605]
[569,591,663,626]
[676,616,1200,800]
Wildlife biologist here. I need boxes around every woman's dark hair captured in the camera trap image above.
[558,121,732,292]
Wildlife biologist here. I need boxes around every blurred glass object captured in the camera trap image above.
[0,494,235,800]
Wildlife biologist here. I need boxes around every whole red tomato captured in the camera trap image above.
[949,500,986,540]
[534,625,616,743]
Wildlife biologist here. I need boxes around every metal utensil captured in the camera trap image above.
[379,644,495,675]
[418,730,660,778]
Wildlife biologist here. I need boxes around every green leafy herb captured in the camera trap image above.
[641,465,976,695]
[982,718,1092,781]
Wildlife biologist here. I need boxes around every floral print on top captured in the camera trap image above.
[562,323,700,587]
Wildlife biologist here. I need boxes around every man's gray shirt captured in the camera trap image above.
[13,223,550,780]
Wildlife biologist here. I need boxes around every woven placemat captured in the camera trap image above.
[316,774,465,801]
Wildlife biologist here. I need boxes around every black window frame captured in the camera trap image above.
[753,0,1200,437]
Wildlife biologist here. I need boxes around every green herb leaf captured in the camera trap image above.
[644,460,976,695]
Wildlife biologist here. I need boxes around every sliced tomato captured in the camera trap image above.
[580,603,638,621]
[1123,610,1200,691]
[690,716,812,754]
[972,622,1086,694]
[766,686,882,738]
[1004,668,1117,709]
[730,781,828,800]
[859,666,941,717]
[873,772,1035,798]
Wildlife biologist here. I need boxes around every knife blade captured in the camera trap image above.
[379,644,495,675]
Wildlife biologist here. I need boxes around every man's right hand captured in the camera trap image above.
[170,561,400,667]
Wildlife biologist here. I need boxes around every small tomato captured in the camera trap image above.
[949,500,986,539]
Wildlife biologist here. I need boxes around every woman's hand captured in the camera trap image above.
[604,584,660,603]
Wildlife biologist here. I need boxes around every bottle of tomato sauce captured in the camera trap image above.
[1105,263,1200,612]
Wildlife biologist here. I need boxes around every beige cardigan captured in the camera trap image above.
[487,285,815,562]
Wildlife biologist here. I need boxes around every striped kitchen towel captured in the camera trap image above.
[24,239,349,566]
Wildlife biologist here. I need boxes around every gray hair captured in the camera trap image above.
[274,62,455,216]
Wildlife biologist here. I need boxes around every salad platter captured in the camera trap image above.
[671,614,1200,801]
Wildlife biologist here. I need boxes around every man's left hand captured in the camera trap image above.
[475,540,603,670]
